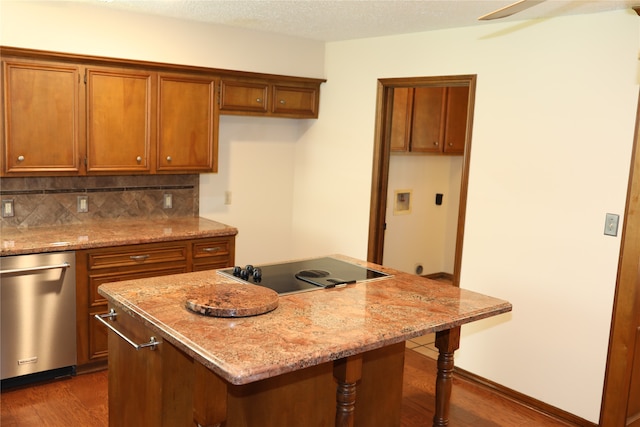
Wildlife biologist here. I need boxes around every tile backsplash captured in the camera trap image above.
[0,175,199,228]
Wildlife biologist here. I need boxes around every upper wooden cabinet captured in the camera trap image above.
[390,86,469,155]
[86,69,217,174]
[410,87,447,153]
[219,80,268,114]
[219,79,320,118]
[2,60,82,174]
[86,67,152,173]
[0,46,325,176]
[157,74,217,173]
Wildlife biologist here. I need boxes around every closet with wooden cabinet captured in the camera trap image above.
[390,86,469,155]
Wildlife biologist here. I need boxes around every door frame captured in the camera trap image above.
[367,74,477,286]
[599,88,640,426]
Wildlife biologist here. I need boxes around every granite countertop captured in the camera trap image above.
[0,217,238,256]
[98,254,512,386]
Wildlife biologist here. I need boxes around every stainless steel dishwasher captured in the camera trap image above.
[1,251,77,387]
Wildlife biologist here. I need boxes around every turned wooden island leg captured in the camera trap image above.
[333,354,363,427]
[433,327,461,427]
[193,362,227,427]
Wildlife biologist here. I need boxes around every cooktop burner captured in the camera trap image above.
[218,257,389,295]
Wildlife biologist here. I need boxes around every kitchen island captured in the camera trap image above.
[98,255,511,427]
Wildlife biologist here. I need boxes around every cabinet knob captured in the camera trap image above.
[448,143,453,147]
[136,156,142,162]
[256,98,262,103]
[166,156,172,162]
[17,155,24,162]
[433,141,439,146]
[279,99,286,105]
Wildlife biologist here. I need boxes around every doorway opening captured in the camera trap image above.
[367,75,477,287]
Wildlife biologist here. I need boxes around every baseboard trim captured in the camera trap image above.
[422,272,454,281]
[454,366,597,427]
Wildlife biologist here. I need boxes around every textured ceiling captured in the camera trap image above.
[87,0,638,42]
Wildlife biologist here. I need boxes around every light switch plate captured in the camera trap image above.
[604,213,619,236]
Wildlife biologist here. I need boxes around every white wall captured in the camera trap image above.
[383,155,462,275]
[3,1,638,422]
[0,1,324,77]
[293,11,638,423]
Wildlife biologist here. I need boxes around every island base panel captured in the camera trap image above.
[107,306,405,426]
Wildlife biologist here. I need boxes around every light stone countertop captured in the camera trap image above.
[98,254,512,385]
[0,217,237,256]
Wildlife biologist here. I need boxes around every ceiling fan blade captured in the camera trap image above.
[478,0,546,21]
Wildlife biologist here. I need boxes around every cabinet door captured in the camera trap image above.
[88,267,187,361]
[86,67,152,173]
[157,74,216,172]
[2,60,81,174]
[272,85,319,118]
[410,87,445,153]
[443,86,469,155]
[219,80,268,113]
[389,88,413,152]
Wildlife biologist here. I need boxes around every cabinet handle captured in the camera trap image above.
[95,309,160,351]
[433,141,439,146]
[279,99,286,105]
[136,156,142,162]
[256,98,262,103]
[129,254,150,262]
[202,246,221,253]
[166,156,172,162]
[17,155,25,162]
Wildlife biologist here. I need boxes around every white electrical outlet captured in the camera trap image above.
[163,193,173,209]
[2,200,14,218]
[77,196,88,213]
[225,191,232,205]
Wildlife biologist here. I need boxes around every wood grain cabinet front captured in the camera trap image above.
[191,236,235,271]
[219,80,269,113]
[85,67,152,173]
[219,78,321,118]
[271,84,318,117]
[157,73,218,173]
[390,86,469,155]
[76,236,235,370]
[1,47,324,176]
[1,60,82,175]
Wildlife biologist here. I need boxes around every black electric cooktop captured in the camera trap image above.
[218,257,389,295]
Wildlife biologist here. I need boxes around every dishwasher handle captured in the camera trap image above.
[94,309,160,351]
[0,262,71,276]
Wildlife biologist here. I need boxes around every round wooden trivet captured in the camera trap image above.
[185,282,279,317]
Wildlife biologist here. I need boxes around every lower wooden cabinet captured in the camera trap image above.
[107,306,405,427]
[76,236,235,370]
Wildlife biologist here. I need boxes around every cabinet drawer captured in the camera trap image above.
[88,244,188,270]
[192,238,232,260]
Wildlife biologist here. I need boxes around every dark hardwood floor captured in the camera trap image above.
[1,348,577,426]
